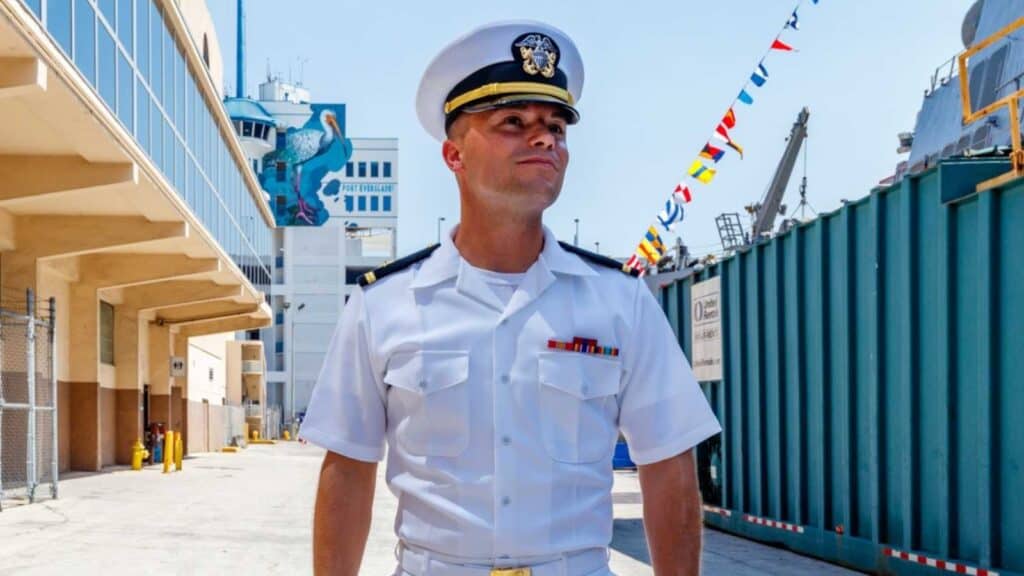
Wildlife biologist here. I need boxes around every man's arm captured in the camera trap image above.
[313,451,378,576]
[638,449,703,576]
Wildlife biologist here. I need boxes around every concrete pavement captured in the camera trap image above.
[0,442,859,575]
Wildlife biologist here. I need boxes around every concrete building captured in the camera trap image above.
[276,136,398,423]
[0,0,274,472]
[225,73,398,426]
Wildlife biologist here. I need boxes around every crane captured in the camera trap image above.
[716,107,810,250]
[748,107,810,241]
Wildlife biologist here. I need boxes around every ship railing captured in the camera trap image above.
[959,15,1024,190]
[929,53,960,94]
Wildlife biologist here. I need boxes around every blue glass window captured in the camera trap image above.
[25,0,41,18]
[383,162,392,178]
[98,23,116,111]
[178,49,186,129]
[161,17,171,109]
[150,94,161,161]
[370,162,379,178]
[169,46,179,128]
[188,75,196,145]
[370,196,379,211]
[74,0,96,85]
[47,0,73,56]
[116,0,132,56]
[383,196,392,212]
[344,195,353,212]
[358,162,366,177]
[345,162,353,177]
[98,0,115,26]
[135,75,149,148]
[357,196,366,211]
[149,3,161,97]
[135,0,148,77]
[117,50,132,130]
[163,120,173,177]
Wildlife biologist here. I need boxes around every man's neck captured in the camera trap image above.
[453,212,545,274]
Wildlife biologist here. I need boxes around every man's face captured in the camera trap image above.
[444,103,570,216]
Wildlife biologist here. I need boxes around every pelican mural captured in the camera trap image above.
[260,104,353,226]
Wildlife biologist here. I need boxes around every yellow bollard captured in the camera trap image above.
[162,431,174,474]
[282,430,291,441]
[174,432,183,471]
[131,439,149,471]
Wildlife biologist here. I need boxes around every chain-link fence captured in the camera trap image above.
[0,290,58,510]
[264,404,282,440]
[224,405,247,447]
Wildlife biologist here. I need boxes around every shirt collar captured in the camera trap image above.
[409,224,597,290]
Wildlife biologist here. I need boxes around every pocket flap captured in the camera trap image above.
[385,351,469,395]
[538,352,621,400]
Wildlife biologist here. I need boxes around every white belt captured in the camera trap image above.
[397,542,610,576]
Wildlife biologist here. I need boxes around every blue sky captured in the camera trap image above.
[210,0,968,258]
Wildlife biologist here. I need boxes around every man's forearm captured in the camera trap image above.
[313,451,377,576]
[639,450,704,575]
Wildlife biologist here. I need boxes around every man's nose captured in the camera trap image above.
[529,127,555,149]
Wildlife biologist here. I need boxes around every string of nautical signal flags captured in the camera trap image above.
[624,0,822,275]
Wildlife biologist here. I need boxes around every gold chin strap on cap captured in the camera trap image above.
[490,569,531,576]
[444,82,573,115]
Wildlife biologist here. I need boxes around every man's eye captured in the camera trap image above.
[549,124,565,135]
[503,116,523,127]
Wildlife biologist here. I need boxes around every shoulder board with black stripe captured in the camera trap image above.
[558,241,641,277]
[357,244,441,287]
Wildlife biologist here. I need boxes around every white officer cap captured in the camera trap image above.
[416,20,584,141]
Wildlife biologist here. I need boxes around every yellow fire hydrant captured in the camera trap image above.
[131,439,149,471]
[174,432,183,471]
[282,430,291,441]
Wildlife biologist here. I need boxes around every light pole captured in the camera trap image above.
[437,216,446,244]
[573,218,579,247]
[594,241,600,254]
[283,300,305,430]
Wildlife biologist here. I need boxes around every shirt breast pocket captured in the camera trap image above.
[537,352,621,464]
[384,351,471,458]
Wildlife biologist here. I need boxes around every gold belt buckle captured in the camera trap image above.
[490,569,531,576]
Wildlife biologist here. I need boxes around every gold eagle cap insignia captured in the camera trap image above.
[513,33,559,79]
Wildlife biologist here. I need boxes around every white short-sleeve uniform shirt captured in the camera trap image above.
[300,226,721,561]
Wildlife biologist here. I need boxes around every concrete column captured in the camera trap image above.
[67,283,100,471]
[113,307,141,465]
[147,322,172,429]
[172,332,188,453]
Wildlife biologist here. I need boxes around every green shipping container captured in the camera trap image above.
[660,158,1023,576]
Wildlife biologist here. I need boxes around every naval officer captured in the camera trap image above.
[300,20,722,576]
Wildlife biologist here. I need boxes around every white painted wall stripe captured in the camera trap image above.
[741,513,805,534]
[884,547,998,576]
[702,505,732,517]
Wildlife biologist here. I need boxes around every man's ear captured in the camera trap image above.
[442,139,464,172]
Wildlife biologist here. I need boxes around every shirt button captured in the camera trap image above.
[501,436,511,446]
[500,374,510,384]
[501,496,511,506]
[418,380,428,389]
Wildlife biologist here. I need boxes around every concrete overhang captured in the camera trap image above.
[0,3,272,320]
[117,281,245,312]
[172,305,273,338]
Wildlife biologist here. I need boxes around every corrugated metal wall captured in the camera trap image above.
[662,158,1023,576]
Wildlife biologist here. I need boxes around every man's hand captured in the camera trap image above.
[638,449,704,575]
[313,451,377,576]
